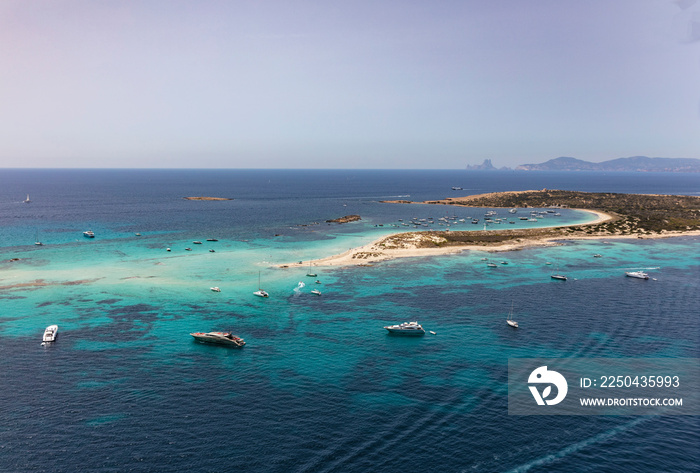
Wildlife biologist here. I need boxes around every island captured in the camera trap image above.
[183,196,233,201]
[282,190,700,268]
[326,215,361,224]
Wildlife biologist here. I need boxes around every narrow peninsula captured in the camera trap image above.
[285,190,700,268]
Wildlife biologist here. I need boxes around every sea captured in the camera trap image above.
[0,169,698,473]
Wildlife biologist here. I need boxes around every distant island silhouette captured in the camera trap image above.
[466,156,700,172]
[183,196,233,201]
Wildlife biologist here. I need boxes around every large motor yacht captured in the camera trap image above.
[383,321,426,336]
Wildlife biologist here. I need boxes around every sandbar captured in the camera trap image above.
[280,209,700,269]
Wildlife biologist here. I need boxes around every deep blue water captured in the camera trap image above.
[0,169,698,472]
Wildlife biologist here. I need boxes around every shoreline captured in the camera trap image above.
[278,209,700,269]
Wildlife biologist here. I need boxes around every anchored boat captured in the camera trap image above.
[190,332,245,347]
[383,321,426,336]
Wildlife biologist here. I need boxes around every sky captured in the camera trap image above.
[0,0,699,169]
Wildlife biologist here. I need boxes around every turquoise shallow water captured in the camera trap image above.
[0,169,698,472]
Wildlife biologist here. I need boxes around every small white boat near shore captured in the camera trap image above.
[625,271,649,280]
[42,325,58,343]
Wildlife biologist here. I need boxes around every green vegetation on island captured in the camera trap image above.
[382,189,700,248]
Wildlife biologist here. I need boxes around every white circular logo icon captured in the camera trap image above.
[528,366,568,406]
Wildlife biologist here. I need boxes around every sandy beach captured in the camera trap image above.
[279,209,700,269]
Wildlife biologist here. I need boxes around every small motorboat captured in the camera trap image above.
[211,287,221,292]
[190,332,245,347]
[83,230,95,238]
[311,289,322,296]
[42,325,58,343]
[209,249,215,252]
[193,241,202,244]
[625,271,649,280]
[206,238,218,242]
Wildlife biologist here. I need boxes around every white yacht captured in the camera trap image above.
[625,271,649,280]
[509,208,518,214]
[83,230,95,238]
[42,325,58,343]
[190,332,245,347]
[210,287,221,292]
[311,289,322,296]
[384,321,426,336]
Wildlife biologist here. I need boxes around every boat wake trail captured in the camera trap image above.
[293,281,305,297]
[504,417,648,473]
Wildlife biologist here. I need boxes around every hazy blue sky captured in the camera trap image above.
[1,0,698,169]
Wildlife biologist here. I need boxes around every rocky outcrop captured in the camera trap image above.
[326,215,361,224]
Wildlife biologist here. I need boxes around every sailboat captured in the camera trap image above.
[24,194,31,203]
[306,261,317,278]
[506,303,518,328]
[253,271,269,298]
[550,264,567,281]
[34,229,43,246]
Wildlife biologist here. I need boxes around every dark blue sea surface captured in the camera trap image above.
[0,169,698,472]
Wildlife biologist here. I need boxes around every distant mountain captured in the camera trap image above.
[466,159,496,170]
[466,159,511,170]
[516,156,700,173]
